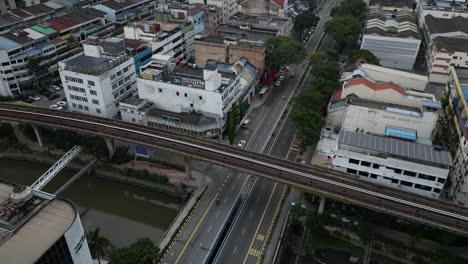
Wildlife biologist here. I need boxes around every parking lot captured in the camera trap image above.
[25,88,66,109]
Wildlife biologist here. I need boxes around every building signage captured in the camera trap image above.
[171,76,204,88]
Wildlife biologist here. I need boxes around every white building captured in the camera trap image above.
[360,9,421,70]
[59,38,137,118]
[327,96,440,141]
[120,55,257,137]
[124,20,195,64]
[415,0,468,27]
[0,181,92,263]
[421,15,468,83]
[335,77,437,108]
[189,0,237,23]
[93,0,155,26]
[332,129,452,197]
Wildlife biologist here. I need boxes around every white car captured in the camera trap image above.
[50,85,61,91]
[28,95,40,101]
[279,76,285,81]
[237,140,247,148]
[56,101,67,107]
[341,217,351,223]
[275,80,281,86]
[49,104,64,110]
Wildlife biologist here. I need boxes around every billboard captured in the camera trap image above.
[134,145,149,157]
[171,75,204,88]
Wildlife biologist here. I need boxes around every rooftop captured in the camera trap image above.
[425,15,468,34]
[433,36,468,52]
[217,24,278,42]
[345,78,406,94]
[63,53,129,76]
[346,96,424,115]
[100,0,150,11]
[455,68,468,84]
[229,12,290,27]
[369,0,414,8]
[365,9,419,38]
[147,108,217,126]
[45,8,106,32]
[338,130,452,167]
[0,181,76,263]
[419,0,468,13]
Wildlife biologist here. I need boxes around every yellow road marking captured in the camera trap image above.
[256,234,265,242]
[248,248,261,257]
[242,183,278,264]
[285,134,297,160]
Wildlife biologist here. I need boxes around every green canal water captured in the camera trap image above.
[0,158,182,247]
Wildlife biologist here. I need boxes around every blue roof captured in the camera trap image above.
[421,100,441,109]
[385,127,417,141]
[0,36,20,51]
[14,48,41,59]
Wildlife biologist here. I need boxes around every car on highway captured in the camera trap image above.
[22,98,34,103]
[275,80,281,87]
[289,72,295,78]
[57,101,67,107]
[237,140,247,148]
[279,75,285,81]
[49,104,64,110]
[28,95,40,101]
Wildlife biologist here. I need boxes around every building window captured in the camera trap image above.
[72,103,77,108]
[348,158,359,165]
[403,170,416,177]
[123,66,129,73]
[159,88,162,92]
[372,164,380,169]
[437,178,446,184]
[88,80,95,86]
[96,109,101,114]
[176,92,180,96]
[117,70,122,76]
[414,184,431,191]
[346,168,357,174]
[400,180,413,187]
[78,104,83,110]
[370,174,378,179]
[69,94,88,102]
[418,174,436,181]
[184,93,188,97]
[65,76,83,84]
[433,188,441,193]
[84,106,89,111]
[190,103,193,107]
[199,96,202,100]
[68,85,85,93]
[361,161,371,167]
[358,171,369,177]
[92,99,99,105]
[90,90,97,95]
[113,93,119,99]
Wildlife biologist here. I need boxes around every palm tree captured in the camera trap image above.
[86,228,112,264]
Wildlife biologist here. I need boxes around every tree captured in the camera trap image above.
[265,36,306,66]
[86,228,112,264]
[294,10,320,34]
[27,57,41,90]
[335,0,367,20]
[227,110,235,145]
[350,49,379,65]
[291,105,322,147]
[325,15,362,48]
[310,62,341,81]
[109,238,160,264]
[112,145,132,164]
[309,50,339,65]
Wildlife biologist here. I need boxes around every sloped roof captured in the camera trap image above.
[345,78,406,95]
[433,36,468,52]
[425,14,468,34]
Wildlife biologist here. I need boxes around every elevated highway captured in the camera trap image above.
[1,103,468,236]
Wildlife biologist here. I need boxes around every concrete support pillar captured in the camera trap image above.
[104,138,114,159]
[32,125,43,147]
[184,156,194,181]
[318,197,326,214]
[10,122,29,144]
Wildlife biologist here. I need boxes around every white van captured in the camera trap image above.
[241,119,250,128]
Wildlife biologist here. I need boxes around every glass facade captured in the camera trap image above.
[36,236,73,264]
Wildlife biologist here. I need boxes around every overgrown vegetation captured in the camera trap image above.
[291,50,340,148]
[294,10,320,38]
[350,49,379,65]
[265,36,307,66]
[42,129,109,159]
[325,0,367,49]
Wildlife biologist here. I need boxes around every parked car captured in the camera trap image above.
[237,140,247,148]
[50,85,61,91]
[289,72,295,78]
[28,95,40,101]
[341,217,351,223]
[279,75,285,81]
[241,119,250,128]
[56,101,67,107]
[49,104,64,110]
[275,80,281,87]
[48,93,60,100]
[39,89,51,96]
[22,98,34,103]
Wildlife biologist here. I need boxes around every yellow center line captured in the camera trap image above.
[242,183,278,264]
[285,134,297,160]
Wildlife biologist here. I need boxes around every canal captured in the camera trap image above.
[0,158,182,247]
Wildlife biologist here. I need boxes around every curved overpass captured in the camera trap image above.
[1,103,468,236]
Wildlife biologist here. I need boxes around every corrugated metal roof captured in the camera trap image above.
[31,24,57,35]
[338,130,452,166]
[421,100,441,109]
[0,36,20,50]
[385,127,417,141]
